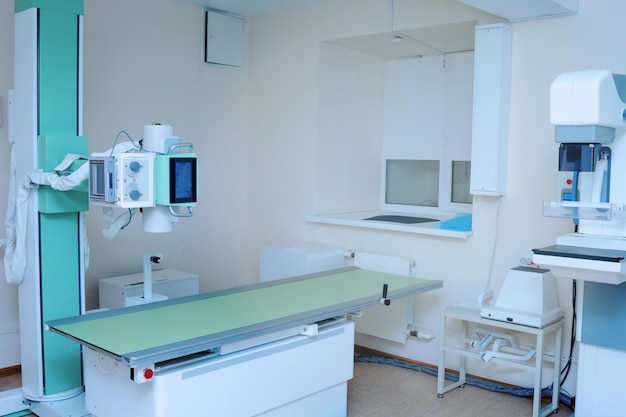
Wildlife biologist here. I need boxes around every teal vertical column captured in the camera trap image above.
[35,1,85,395]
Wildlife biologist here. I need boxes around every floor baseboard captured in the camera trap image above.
[0,365,21,378]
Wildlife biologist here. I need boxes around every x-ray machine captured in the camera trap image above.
[2,4,441,417]
[533,70,626,415]
[2,2,88,416]
[4,1,198,415]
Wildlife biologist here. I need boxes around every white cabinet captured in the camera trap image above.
[99,269,199,309]
[469,23,511,196]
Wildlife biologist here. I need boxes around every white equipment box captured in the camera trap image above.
[82,319,354,417]
[99,269,199,309]
[260,242,345,282]
[481,267,563,328]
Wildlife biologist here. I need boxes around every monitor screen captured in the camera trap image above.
[169,157,197,204]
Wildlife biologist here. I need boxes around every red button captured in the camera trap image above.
[566,179,572,185]
[143,368,154,379]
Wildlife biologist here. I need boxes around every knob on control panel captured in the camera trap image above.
[129,161,141,172]
[117,152,155,208]
[129,189,142,200]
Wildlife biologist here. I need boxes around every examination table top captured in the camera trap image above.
[47,267,442,368]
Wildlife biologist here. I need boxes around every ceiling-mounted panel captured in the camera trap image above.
[327,20,477,61]
[398,20,477,55]
[328,32,443,61]
[456,0,577,21]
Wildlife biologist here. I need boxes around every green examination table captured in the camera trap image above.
[48,267,442,417]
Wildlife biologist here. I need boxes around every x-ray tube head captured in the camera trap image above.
[89,124,197,235]
[142,125,198,232]
[550,70,626,130]
[143,206,177,233]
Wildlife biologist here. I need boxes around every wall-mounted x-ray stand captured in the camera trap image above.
[1,1,89,416]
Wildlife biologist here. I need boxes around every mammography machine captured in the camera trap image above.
[533,70,626,277]
[537,70,626,252]
[533,70,626,415]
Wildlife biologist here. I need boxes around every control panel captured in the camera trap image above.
[118,153,154,208]
[89,152,155,208]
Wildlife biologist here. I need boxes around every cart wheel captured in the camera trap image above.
[437,394,444,399]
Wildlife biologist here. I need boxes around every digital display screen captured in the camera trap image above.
[170,157,196,204]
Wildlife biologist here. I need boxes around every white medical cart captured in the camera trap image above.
[437,307,563,417]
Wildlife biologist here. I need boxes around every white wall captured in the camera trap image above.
[244,0,620,394]
[82,0,251,303]
[317,42,384,214]
[0,0,250,366]
[1,0,624,397]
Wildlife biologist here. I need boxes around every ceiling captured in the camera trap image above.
[173,0,480,59]
[173,0,577,20]
[172,0,334,16]
[171,1,577,59]
[328,20,477,60]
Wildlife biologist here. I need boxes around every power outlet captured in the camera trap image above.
[407,326,437,340]
[518,253,533,267]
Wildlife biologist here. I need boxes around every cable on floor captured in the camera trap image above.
[353,354,574,409]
